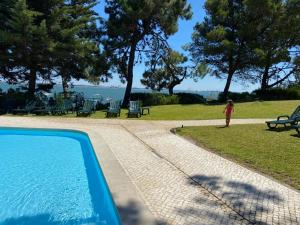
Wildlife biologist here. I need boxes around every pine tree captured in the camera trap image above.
[0,0,53,97]
[247,0,300,93]
[141,50,201,95]
[50,0,109,97]
[189,0,300,99]
[0,0,108,97]
[188,0,253,100]
[0,0,17,82]
[103,0,192,107]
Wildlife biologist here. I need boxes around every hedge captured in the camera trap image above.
[218,86,300,102]
[130,92,206,106]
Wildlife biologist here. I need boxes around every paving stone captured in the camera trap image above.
[1,117,298,225]
[123,121,300,225]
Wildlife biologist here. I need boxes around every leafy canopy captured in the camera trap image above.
[104,0,192,76]
[141,49,205,94]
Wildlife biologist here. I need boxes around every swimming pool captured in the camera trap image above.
[0,128,121,225]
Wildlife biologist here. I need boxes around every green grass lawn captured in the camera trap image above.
[4,100,300,120]
[176,124,300,190]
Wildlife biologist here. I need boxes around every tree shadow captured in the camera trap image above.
[79,139,168,225]
[117,200,168,225]
[176,206,249,225]
[185,174,287,225]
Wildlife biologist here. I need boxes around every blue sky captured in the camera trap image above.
[88,0,258,92]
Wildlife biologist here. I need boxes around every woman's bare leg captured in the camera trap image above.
[226,116,231,127]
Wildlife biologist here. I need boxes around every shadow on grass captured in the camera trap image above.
[127,114,141,119]
[185,174,287,225]
[265,126,294,132]
[266,126,300,138]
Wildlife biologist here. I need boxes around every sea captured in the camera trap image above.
[0,82,219,102]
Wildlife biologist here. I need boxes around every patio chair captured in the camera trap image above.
[76,100,94,116]
[64,99,74,113]
[106,100,121,117]
[32,104,53,115]
[266,105,300,129]
[12,101,36,114]
[51,102,67,115]
[128,101,141,118]
[293,124,300,135]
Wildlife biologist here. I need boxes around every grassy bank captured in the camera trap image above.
[4,100,300,120]
[134,100,300,120]
[177,124,300,190]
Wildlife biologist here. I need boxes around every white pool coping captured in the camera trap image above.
[0,116,158,225]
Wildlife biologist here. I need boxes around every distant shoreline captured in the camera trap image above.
[0,82,221,93]
[0,82,220,100]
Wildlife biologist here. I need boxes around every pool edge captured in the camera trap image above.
[0,123,159,225]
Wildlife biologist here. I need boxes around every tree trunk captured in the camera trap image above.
[222,53,236,101]
[28,68,37,99]
[61,75,69,98]
[122,42,137,108]
[122,72,133,108]
[168,85,174,95]
[222,70,234,101]
[168,80,181,96]
[261,64,270,95]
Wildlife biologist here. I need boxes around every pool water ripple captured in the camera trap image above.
[0,129,121,225]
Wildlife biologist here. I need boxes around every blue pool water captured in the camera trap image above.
[0,128,121,225]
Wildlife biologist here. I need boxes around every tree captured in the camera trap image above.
[246,0,300,93]
[293,54,300,85]
[0,0,53,97]
[0,0,17,82]
[188,0,253,100]
[141,49,204,95]
[50,0,110,97]
[103,0,192,107]
[0,0,108,98]
[189,0,300,99]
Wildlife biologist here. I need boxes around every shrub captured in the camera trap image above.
[130,93,176,106]
[254,87,300,100]
[1,89,28,112]
[0,89,49,112]
[218,86,300,103]
[218,92,256,102]
[130,92,205,106]
[0,93,5,114]
[176,92,206,104]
